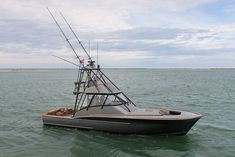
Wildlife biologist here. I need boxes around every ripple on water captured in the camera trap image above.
[198,123,235,133]
[1,69,235,157]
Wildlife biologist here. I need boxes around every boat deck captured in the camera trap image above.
[43,108,202,121]
[45,108,74,117]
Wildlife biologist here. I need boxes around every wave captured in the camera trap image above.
[198,123,235,132]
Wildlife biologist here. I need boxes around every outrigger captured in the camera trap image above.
[42,9,202,135]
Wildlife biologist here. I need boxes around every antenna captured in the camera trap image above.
[47,8,82,63]
[97,41,99,66]
[89,40,90,57]
[52,55,79,67]
[59,12,92,61]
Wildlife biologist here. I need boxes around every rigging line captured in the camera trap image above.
[60,12,92,61]
[47,8,81,62]
[52,55,79,67]
[99,70,136,106]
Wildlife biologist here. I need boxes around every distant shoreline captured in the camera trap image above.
[0,68,235,71]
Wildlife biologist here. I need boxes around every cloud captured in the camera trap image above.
[0,0,216,31]
[223,3,235,13]
[0,41,154,67]
[1,0,235,68]
[86,26,235,53]
[153,52,235,68]
[1,24,235,67]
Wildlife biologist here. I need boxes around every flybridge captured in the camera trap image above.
[72,64,135,113]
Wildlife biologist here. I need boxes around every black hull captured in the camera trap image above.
[42,116,200,135]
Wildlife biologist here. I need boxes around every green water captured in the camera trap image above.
[0,69,234,157]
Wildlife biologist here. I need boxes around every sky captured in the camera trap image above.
[1,0,235,68]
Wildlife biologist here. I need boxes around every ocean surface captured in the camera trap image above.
[0,69,234,157]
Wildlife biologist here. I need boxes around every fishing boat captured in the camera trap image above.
[42,9,202,135]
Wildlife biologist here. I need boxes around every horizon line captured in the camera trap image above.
[1,67,235,70]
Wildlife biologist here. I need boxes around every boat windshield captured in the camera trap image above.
[79,93,130,110]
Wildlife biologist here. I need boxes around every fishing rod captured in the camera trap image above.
[59,12,92,61]
[47,8,82,63]
[52,55,79,67]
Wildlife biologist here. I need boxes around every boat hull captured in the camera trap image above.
[42,115,201,135]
